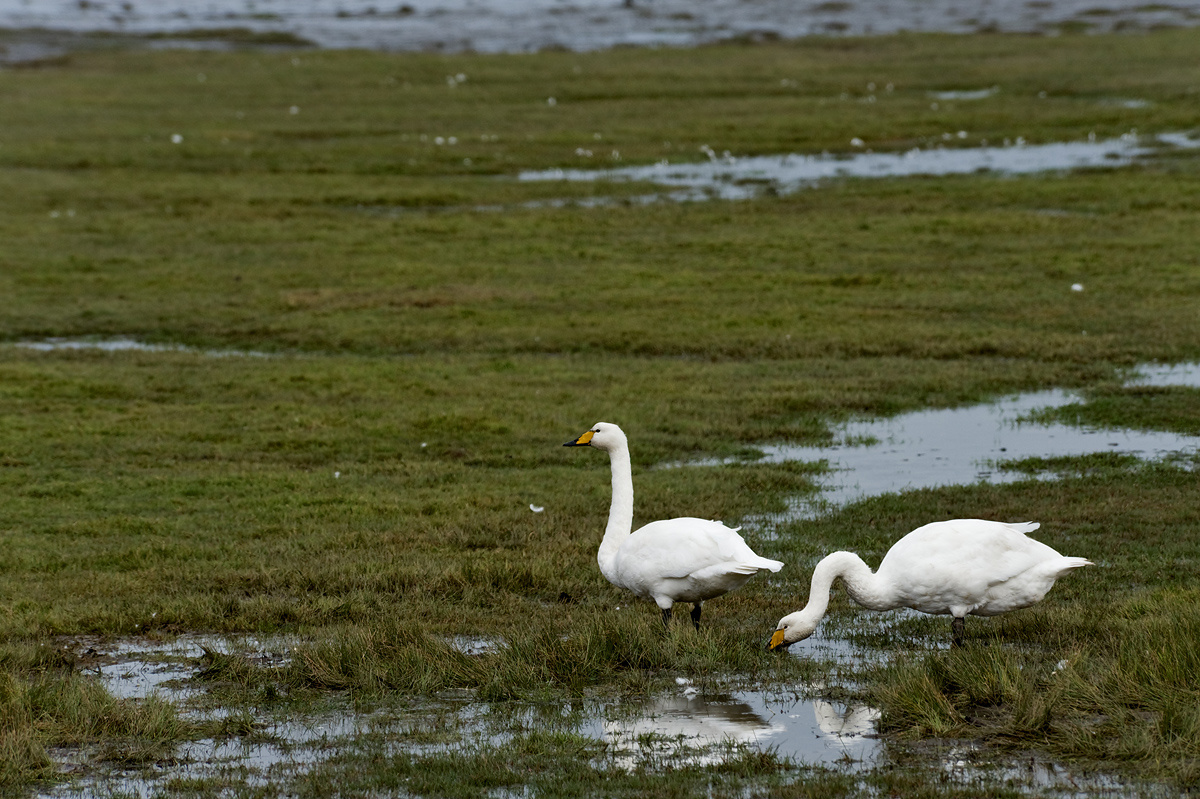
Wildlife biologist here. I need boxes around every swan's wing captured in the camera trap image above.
[886,520,1048,578]
[880,519,1054,613]
[625,517,781,579]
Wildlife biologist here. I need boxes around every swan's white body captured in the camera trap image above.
[566,422,783,625]
[769,519,1091,648]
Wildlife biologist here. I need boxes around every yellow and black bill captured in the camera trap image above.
[563,430,595,447]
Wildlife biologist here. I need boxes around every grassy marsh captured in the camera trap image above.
[1,26,1199,796]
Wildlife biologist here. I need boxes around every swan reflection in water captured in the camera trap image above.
[812,697,881,740]
[595,690,880,769]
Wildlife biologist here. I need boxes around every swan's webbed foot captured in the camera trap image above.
[951,616,965,647]
[661,607,672,628]
[690,603,702,630]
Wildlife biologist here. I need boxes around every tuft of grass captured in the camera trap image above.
[285,622,483,694]
[869,590,1200,785]
[479,611,804,699]
[195,646,274,689]
[870,662,963,737]
[275,613,814,701]
[0,652,195,787]
[1030,386,1200,436]
[0,671,52,788]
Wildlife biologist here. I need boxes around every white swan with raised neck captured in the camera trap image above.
[566,422,784,627]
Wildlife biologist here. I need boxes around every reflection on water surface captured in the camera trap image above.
[43,636,880,796]
[592,688,881,770]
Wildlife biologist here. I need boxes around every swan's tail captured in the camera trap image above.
[720,557,785,577]
[750,556,785,573]
[1057,557,1093,574]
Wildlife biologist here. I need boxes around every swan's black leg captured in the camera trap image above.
[690,603,702,630]
[661,607,672,627]
[952,617,965,647]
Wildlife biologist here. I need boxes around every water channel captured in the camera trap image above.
[519,131,1200,205]
[3,0,1200,55]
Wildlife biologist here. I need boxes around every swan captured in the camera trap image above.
[768,519,1091,649]
[565,422,784,627]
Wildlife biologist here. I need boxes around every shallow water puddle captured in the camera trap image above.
[1123,361,1200,389]
[589,684,881,770]
[738,363,1200,522]
[519,132,1200,204]
[939,742,1164,798]
[9,337,271,358]
[50,633,1139,797]
[44,636,313,797]
[42,636,881,796]
[90,634,295,699]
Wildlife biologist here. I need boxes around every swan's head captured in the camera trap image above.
[564,422,627,452]
[767,610,820,651]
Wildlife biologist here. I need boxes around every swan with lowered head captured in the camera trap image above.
[768,519,1091,649]
[565,422,783,628]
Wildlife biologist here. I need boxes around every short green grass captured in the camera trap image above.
[1032,385,1200,435]
[0,26,1199,795]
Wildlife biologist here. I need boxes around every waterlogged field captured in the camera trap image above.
[1,28,1199,797]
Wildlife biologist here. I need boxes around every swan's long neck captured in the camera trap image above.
[775,549,909,646]
[597,441,634,583]
[805,551,894,616]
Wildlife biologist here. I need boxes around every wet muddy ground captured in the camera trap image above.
[41,632,883,796]
[41,624,1171,796]
[42,630,1154,798]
